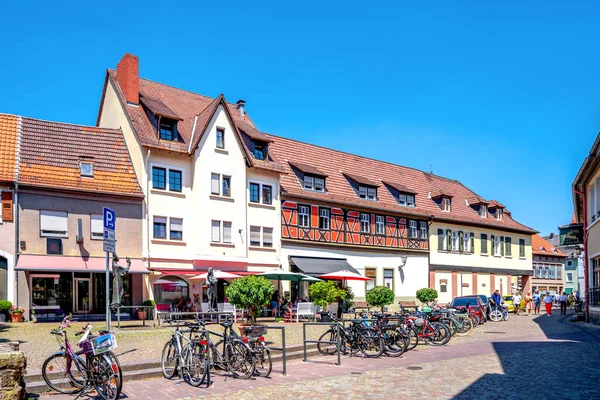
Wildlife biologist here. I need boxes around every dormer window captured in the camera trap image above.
[442,198,451,212]
[497,208,503,220]
[359,186,377,201]
[159,118,177,141]
[480,205,487,218]
[253,141,267,160]
[80,161,93,178]
[398,193,415,208]
[304,175,325,192]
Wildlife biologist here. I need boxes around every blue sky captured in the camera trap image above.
[1,1,599,235]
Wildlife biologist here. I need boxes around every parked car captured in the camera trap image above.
[502,295,515,312]
[476,294,491,317]
[448,296,486,324]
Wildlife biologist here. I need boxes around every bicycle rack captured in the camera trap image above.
[263,325,287,376]
[302,322,341,366]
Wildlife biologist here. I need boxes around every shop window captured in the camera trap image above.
[384,269,393,290]
[153,276,189,306]
[365,268,376,291]
[31,275,60,308]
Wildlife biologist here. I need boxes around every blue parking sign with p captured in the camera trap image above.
[103,207,116,231]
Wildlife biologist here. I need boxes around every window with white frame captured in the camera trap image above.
[152,216,183,241]
[360,213,370,233]
[263,227,273,247]
[211,220,232,243]
[303,175,325,192]
[438,229,448,251]
[250,226,261,246]
[383,269,393,290]
[419,221,427,240]
[80,161,93,177]
[375,215,385,235]
[223,222,232,243]
[216,128,225,149]
[90,214,103,240]
[298,205,310,228]
[494,236,501,256]
[479,206,487,218]
[409,220,418,239]
[170,218,183,241]
[497,208,503,220]
[153,216,167,239]
[544,266,549,278]
[398,193,415,207]
[557,264,562,280]
[442,198,451,212]
[567,272,573,282]
[211,220,220,242]
[211,173,231,197]
[359,186,377,201]
[249,182,272,205]
[464,232,471,252]
[249,226,273,247]
[40,210,68,237]
[451,230,459,251]
[319,208,330,230]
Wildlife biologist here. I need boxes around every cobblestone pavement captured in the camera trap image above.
[34,310,600,400]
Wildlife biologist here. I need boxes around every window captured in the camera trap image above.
[365,268,376,291]
[479,206,487,218]
[557,265,562,280]
[481,233,488,254]
[90,214,103,240]
[409,220,418,239]
[253,142,266,160]
[567,272,573,282]
[250,226,261,246]
[440,282,447,293]
[319,208,330,230]
[211,220,221,242]
[491,235,502,256]
[216,128,225,149]
[549,266,555,279]
[211,173,220,195]
[544,266,549,279]
[298,205,310,228]
[170,218,183,241]
[464,232,471,253]
[361,213,370,233]
[169,170,182,192]
[375,216,385,235]
[303,175,313,190]
[497,208,503,221]
[1,192,13,222]
[153,276,189,304]
[359,186,377,201]
[383,269,393,290]
[262,185,272,205]
[438,229,447,251]
[451,231,459,251]
[222,176,231,197]
[263,227,273,247]
[519,239,526,258]
[314,177,324,192]
[153,216,167,239]
[590,183,596,223]
[46,238,63,255]
[442,198,451,212]
[303,175,325,192]
[249,182,260,203]
[567,260,573,267]
[159,119,176,141]
[80,162,93,177]
[398,193,415,207]
[40,210,68,238]
[419,222,427,240]
[505,237,512,256]
[223,222,232,243]
[152,167,166,190]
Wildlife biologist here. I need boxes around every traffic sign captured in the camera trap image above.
[103,229,115,242]
[103,241,115,253]
[103,207,116,231]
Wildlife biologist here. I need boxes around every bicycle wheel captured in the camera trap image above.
[102,351,123,393]
[454,315,474,337]
[161,340,178,379]
[381,327,405,357]
[226,340,255,379]
[444,319,458,336]
[490,310,502,322]
[470,314,480,327]
[424,322,451,346]
[502,310,509,321]
[358,330,384,358]
[42,352,86,394]
[405,326,419,351]
[184,342,208,387]
[253,344,272,377]
[88,353,121,400]
[317,329,342,355]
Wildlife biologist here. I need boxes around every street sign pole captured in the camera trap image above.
[103,207,116,332]
[106,251,110,331]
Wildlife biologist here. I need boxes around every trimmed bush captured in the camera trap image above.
[416,288,438,305]
[308,281,346,309]
[226,276,274,323]
[0,300,12,319]
[366,286,395,312]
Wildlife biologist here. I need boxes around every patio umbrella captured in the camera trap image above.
[257,269,318,291]
[190,270,243,280]
[317,269,371,288]
[154,278,188,286]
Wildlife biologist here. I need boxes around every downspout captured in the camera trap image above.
[145,148,152,281]
[13,183,18,307]
[573,188,589,322]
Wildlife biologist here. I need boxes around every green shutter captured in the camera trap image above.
[491,235,495,255]
[447,230,452,250]
[481,234,486,254]
[438,229,444,250]
[506,237,512,256]
[500,236,505,256]
[470,233,475,254]
[519,239,525,258]
[459,231,464,252]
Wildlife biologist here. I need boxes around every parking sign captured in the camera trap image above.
[103,207,116,231]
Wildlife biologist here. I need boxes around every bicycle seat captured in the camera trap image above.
[98,330,109,335]
[220,321,233,328]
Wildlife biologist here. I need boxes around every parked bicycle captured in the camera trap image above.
[204,317,255,379]
[317,314,384,358]
[241,325,272,377]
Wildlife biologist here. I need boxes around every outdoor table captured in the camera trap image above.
[157,311,234,326]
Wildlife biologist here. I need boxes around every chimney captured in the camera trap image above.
[236,99,246,116]
[116,53,139,105]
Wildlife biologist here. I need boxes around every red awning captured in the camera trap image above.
[16,255,149,274]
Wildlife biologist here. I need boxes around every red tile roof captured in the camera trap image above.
[17,116,143,197]
[382,181,417,194]
[267,134,536,234]
[532,234,566,257]
[0,114,19,183]
[139,95,181,120]
[488,200,505,209]
[342,172,380,187]
[466,196,488,205]
[289,161,328,177]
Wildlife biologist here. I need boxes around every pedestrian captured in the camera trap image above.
[513,292,523,315]
[560,292,568,315]
[533,290,541,315]
[271,290,280,317]
[491,290,502,311]
[524,291,533,316]
[544,292,554,316]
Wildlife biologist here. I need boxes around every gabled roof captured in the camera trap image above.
[488,200,505,209]
[17,116,143,197]
[140,95,181,120]
[532,234,566,257]
[430,188,454,199]
[288,161,327,177]
[0,114,19,183]
[342,172,380,187]
[382,181,417,194]
[267,133,536,234]
[466,196,489,206]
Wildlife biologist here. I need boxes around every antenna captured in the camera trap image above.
[429,160,433,174]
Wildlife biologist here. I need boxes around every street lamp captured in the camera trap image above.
[398,254,408,272]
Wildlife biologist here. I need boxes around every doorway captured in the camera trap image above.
[75,278,91,313]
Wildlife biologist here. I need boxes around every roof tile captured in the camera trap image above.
[0,114,19,182]
[532,234,567,257]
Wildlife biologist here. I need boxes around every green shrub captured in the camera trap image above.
[416,288,438,305]
[143,299,156,307]
[226,276,274,323]
[366,286,395,311]
[308,281,346,309]
[0,300,12,316]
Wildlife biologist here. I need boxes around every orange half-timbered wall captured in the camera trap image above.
[281,200,429,251]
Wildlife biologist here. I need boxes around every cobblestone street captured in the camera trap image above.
[34,310,600,400]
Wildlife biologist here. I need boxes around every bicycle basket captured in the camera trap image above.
[414,318,425,327]
[79,340,94,356]
[242,325,267,338]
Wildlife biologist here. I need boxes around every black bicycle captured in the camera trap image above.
[317,314,384,358]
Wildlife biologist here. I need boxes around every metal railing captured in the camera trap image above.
[263,325,287,375]
[115,305,156,328]
[302,322,341,366]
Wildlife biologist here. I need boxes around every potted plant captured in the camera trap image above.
[142,299,156,320]
[0,300,12,322]
[308,281,346,322]
[366,286,395,312]
[416,288,438,311]
[225,275,274,326]
[9,306,25,322]
[136,307,147,320]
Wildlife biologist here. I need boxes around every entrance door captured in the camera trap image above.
[0,257,7,300]
[75,278,91,313]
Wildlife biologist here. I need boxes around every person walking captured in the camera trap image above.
[524,292,533,316]
[544,292,554,316]
[271,290,280,317]
[560,292,568,315]
[533,290,541,315]
[513,292,523,315]
[491,290,502,311]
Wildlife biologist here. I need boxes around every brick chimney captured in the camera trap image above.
[116,53,139,105]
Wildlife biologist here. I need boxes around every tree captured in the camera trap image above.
[416,288,438,305]
[366,286,395,312]
[308,281,347,309]
[226,276,274,323]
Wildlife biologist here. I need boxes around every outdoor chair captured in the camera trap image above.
[218,303,236,323]
[296,302,316,322]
